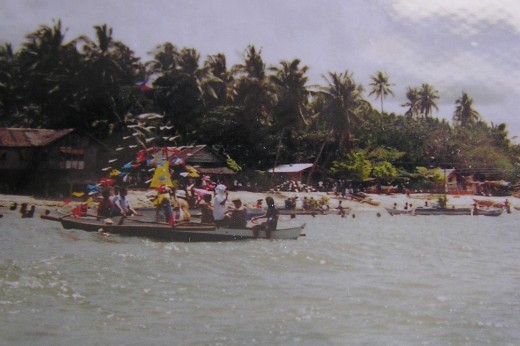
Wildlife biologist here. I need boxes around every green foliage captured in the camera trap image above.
[372,161,398,181]
[0,20,518,185]
[416,166,444,182]
[226,155,242,172]
[437,194,448,208]
[330,151,372,180]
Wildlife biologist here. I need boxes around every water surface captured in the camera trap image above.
[1,209,519,345]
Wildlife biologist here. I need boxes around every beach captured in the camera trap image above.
[1,189,519,216]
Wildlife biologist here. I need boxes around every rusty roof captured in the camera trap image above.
[0,128,75,147]
[171,145,225,164]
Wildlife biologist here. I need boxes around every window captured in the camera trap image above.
[59,148,85,170]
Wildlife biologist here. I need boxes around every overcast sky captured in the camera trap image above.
[2,0,520,139]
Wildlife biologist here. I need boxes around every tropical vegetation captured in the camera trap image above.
[0,21,519,187]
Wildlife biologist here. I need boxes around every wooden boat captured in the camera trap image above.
[351,193,381,206]
[385,207,414,216]
[246,207,341,219]
[472,207,504,217]
[473,199,505,208]
[414,206,472,216]
[41,213,305,242]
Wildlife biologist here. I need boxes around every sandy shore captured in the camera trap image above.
[1,189,519,215]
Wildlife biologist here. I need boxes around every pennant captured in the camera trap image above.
[138,79,154,92]
[110,169,121,177]
[72,192,84,198]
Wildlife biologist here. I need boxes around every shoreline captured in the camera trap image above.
[1,190,519,215]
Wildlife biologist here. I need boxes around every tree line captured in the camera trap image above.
[0,21,518,185]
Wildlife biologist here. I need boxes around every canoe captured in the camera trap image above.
[414,207,472,216]
[385,207,414,216]
[473,207,504,217]
[473,199,505,208]
[42,214,305,242]
[247,208,341,219]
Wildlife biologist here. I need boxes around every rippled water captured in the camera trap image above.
[1,208,519,345]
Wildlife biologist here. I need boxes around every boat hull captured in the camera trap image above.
[385,207,414,216]
[54,215,305,242]
[473,208,504,216]
[414,207,472,215]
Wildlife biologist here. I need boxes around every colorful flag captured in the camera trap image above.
[150,162,174,188]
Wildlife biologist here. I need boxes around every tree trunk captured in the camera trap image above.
[270,128,285,188]
[306,133,329,186]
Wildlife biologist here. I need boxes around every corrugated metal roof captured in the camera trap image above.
[269,163,314,173]
[0,128,75,147]
[171,145,224,164]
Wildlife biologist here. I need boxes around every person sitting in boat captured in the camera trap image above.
[251,196,279,239]
[112,187,138,217]
[97,188,112,218]
[197,194,214,224]
[226,198,247,229]
[173,189,191,222]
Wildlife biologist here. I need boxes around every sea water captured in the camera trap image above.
[1,208,519,345]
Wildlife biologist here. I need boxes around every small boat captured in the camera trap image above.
[351,193,381,206]
[473,199,505,208]
[385,207,414,216]
[472,207,504,217]
[246,207,340,220]
[41,213,305,242]
[414,206,472,216]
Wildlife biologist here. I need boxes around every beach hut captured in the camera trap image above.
[268,163,314,183]
[0,128,97,195]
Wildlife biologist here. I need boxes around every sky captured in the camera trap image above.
[1,0,520,140]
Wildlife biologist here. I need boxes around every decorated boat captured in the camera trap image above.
[41,213,305,242]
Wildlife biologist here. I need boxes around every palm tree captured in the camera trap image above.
[453,91,480,127]
[17,20,82,128]
[318,71,368,150]
[368,71,394,113]
[268,58,310,184]
[232,45,275,126]
[306,71,370,184]
[204,53,234,106]
[401,86,420,118]
[418,83,439,117]
[74,24,141,133]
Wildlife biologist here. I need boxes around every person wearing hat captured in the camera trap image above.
[213,184,228,227]
[173,189,191,222]
[226,198,247,229]
[251,196,279,239]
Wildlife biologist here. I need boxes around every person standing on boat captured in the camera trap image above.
[251,196,279,239]
[213,184,228,227]
[152,185,174,225]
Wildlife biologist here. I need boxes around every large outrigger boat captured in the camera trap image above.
[41,212,306,242]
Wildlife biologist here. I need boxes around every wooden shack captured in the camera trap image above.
[0,128,97,196]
